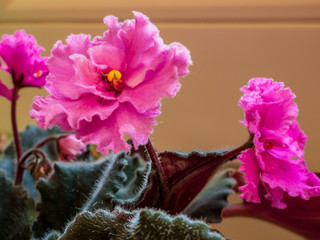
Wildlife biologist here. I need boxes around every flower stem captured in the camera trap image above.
[34,134,69,149]
[145,139,168,196]
[11,86,24,185]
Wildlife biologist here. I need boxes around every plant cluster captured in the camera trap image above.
[0,12,319,240]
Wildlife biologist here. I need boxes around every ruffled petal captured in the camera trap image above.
[261,152,320,201]
[88,45,126,71]
[70,54,116,100]
[0,30,48,87]
[46,34,92,99]
[0,80,13,101]
[238,149,261,203]
[118,49,180,113]
[30,95,118,130]
[76,103,156,154]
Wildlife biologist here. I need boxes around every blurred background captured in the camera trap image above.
[1,0,320,239]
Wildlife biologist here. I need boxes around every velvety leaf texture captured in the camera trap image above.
[60,207,225,240]
[183,170,235,223]
[0,171,36,240]
[33,152,151,238]
[33,156,113,237]
[115,154,151,204]
[0,125,67,199]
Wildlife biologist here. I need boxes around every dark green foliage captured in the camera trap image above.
[0,125,65,199]
[41,231,61,240]
[115,154,151,204]
[128,208,225,240]
[183,170,236,223]
[33,152,151,238]
[60,209,126,240]
[33,157,113,237]
[0,171,36,240]
[60,208,225,240]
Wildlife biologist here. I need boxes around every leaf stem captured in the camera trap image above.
[34,134,69,149]
[145,139,169,196]
[220,133,254,161]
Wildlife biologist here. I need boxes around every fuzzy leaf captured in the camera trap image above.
[33,157,113,237]
[183,170,235,223]
[82,152,129,211]
[0,171,36,240]
[115,154,151,204]
[60,207,225,240]
[33,151,151,238]
[157,150,230,213]
[0,125,65,199]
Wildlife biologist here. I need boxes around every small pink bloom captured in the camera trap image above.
[30,12,192,154]
[58,134,86,161]
[238,78,320,209]
[0,30,48,89]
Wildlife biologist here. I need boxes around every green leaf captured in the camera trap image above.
[0,125,66,199]
[115,154,151,204]
[60,207,225,240]
[33,156,113,237]
[183,170,235,223]
[33,151,151,238]
[0,171,36,240]
[38,231,61,240]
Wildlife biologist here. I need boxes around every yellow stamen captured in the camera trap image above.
[33,70,43,78]
[107,70,122,82]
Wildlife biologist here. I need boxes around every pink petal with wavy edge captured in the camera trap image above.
[0,80,13,101]
[0,30,48,87]
[169,42,192,76]
[238,78,320,209]
[77,103,156,154]
[70,54,116,100]
[46,34,93,99]
[30,95,118,130]
[88,45,126,71]
[118,49,180,113]
[97,11,165,88]
[238,149,261,203]
[261,152,320,201]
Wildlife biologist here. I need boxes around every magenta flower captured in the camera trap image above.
[0,30,48,90]
[30,12,192,154]
[0,79,13,101]
[58,134,86,161]
[238,78,320,209]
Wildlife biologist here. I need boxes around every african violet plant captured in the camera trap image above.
[0,11,319,240]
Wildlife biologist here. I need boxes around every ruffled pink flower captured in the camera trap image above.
[0,30,48,88]
[30,12,192,154]
[238,78,320,209]
[58,134,86,161]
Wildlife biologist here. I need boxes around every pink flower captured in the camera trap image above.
[58,134,86,161]
[0,30,48,90]
[30,12,192,154]
[238,78,320,209]
[0,80,13,101]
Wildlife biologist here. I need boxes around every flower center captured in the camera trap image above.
[102,70,123,92]
[33,70,43,78]
[264,141,274,150]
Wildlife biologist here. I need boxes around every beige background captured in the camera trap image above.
[1,1,320,239]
